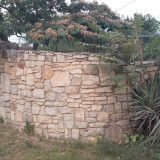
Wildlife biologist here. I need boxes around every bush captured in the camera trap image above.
[0,117,4,123]
[131,71,160,145]
[24,121,35,135]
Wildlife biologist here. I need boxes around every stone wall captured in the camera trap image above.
[0,50,159,142]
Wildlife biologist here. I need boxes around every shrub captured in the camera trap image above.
[0,117,4,123]
[131,71,160,145]
[24,121,35,135]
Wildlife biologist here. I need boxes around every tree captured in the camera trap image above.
[0,10,13,41]
[26,0,132,51]
[131,14,160,60]
[0,0,68,45]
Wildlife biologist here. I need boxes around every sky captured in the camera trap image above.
[9,0,160,43]
[66,0,160,20]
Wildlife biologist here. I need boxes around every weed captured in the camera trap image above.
[39,134,46,142]
[72,141,86,150]
[121,133,144,145]
[0,117,4,123]
[24,140,39,149]
[24,121,35,135]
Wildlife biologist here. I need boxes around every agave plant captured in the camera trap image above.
[131,71,160,145]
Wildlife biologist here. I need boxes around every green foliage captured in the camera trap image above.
[0,12,13,41]
[0,0,67,40]
[24,121,35,135]
[96,140,155,160]
[39,134,46,142]
[131,71,160,145]
[121,133,144,144]
[24,140,39,149]
[25,0,133,51]
[132,14,160,36]
[143,36,160,60]
[0,117,4,124]
[72,141,86,150]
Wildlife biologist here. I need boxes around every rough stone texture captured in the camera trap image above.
[82,75,99,86]
[33,89,45,99]
[51,71,70,87]
[64,114,74,129]
[26,74,34,85]
[43,66,53,79]
[0,50,156,142]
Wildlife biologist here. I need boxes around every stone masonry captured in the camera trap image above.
[0,50,158,142]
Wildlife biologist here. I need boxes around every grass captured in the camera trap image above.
[0,123,158,160]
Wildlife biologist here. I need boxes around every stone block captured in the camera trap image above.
[88,112,97,118]
[35,73,42,79]
[38,115,52,123]
[117,95,129,102]
[17,61,25,69]
[110,113,122,122]
[82,75,99,86]
[95,97,106,101]
[32,104,41,114]
[4,62,10,73]
[1,73,10,93]
[57,55,65,62]
[80,88,95,94]
[52,87,64,93]
[65,86,80,94]
[26,74,34,85]
[89,122,107,128]
[92,105,102,111]
[103,104,115,113]
[45,107,57,115]
[16,68,24,76]
[76,122,88,129]
[83,128,104,137]
[72,129,79,140]
[44,80,52,92]
[33,89,44,99]
[97,112,109,122]
[46,92,57,101]
[23,113,33,122]
[83,65,98,75]
[68,103,79,108]
[116,120,129,129]
[25,61,35,67]
[71,77,81,86]
[10,85,18,95]
[25,102,32,112]
[105,122,123,142]
[86,118,97,123]
[43,66,53,79]
[96,87,112,93]
[115,102,122,111]
[15,112,23,122]
[76,109,84,121]
[45,101,67,107]
[37,55,45,61]
[51,71,70,87]
[107,97,116,104]
[56,93,68,101]
[48,124,57,129]
[2,93,10,102]
[69,69,82,74]
[17,104,24,112]
[35,83,43,89]
[64,114,74,129]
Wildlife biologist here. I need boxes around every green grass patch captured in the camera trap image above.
[0,123,159,160]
